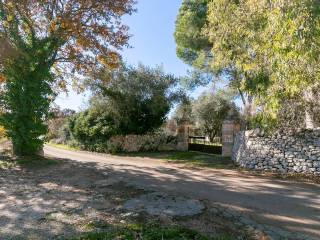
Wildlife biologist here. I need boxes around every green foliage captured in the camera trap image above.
[156,151,235,169]
[65,64,182,152]
[173,89,238,140]
[173,97,194,124]
[175,0,217,90]
[175,0,320,129]
[174,0,210,69]
[69,223,228,240]
[0,50,55,155]
[0,155,59,169]
[193,90,238,140]
[89,64,181,135]
[47,142,80,152]
[104,136,124,154]
[206,0,320,126]
[179,69,213,91]
[0,1,134,155]
[68,108,116,152]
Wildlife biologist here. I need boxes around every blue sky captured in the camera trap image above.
[55,0,194,111]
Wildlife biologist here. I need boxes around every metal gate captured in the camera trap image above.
[188,136,222,154]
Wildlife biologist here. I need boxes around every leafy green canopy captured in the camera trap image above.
[193,91,238,141]
[0,49,54,155]
[91,64,182,135]
[206,0,320,121]
[173,89,238,141]
[175,0,320,129]
[68,106,116,152]
[68,64,182,151]
[174,0,216,89]
[174,0,210,69]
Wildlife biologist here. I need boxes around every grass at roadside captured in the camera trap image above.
[15,156,59,168]
[69,223,233,240]
[46,143,236,169]
[46,142,81,151]
[0,155,59,169]
[0,139,59,169]
[119,151,236,169]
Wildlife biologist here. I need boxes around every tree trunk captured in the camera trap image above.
[238,88,247,107]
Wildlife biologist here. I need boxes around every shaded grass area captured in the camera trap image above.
[47,142,81,151]
[119,151,236,170]
[0,140,59,169]
[0,155,59,169]
[69,223,232,240]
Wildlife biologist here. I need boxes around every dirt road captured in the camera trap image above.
[44,145,320,239]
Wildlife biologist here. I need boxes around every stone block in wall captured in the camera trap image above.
[313,161,320,167]
[307,162,313,167]
[310,155,318,161]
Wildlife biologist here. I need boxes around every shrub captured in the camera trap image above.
[68,109,117,152]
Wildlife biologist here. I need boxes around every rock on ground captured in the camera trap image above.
[122,192,204,217]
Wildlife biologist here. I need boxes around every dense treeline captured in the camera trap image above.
[48,64,183,152]
[175,0,320,130]
[1,0,317,156]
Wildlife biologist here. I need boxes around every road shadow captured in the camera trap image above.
[0,155,251,239]
[49,153,320,239]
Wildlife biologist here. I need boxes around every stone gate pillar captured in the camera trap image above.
[176,120,190,151]
[222,120,240,157]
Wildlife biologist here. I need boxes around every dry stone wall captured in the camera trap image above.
[232,128,320,175]
[106,133,177,153]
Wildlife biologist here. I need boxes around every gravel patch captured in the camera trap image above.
[122,192,205,217]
